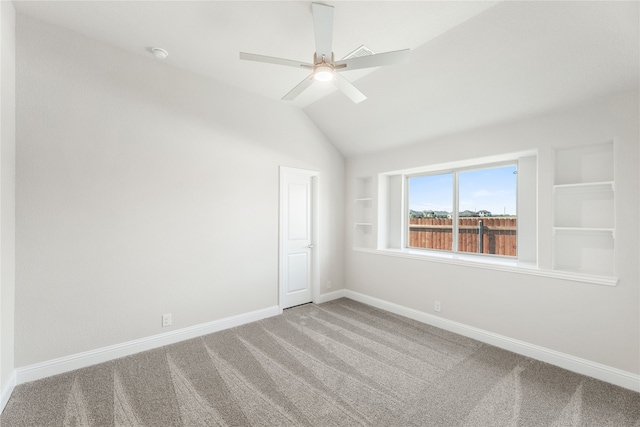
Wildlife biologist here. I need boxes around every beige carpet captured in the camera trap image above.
[2,298,639,426]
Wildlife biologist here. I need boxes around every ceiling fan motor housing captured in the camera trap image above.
[313,53,335,81]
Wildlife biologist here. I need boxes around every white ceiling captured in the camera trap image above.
[13,1,640,157]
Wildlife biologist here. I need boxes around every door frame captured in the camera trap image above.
[279,166,320,309]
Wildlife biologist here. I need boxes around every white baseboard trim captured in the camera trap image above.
[7,293,638,401]
[344,290,640,392]
[0,370,16,414]
[14,305,282,386]
[315,289,346,304]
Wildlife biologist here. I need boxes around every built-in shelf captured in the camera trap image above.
[355,177,373,200]
[554,141,613,185]
[354,223,374,249]
[554,185,614,229]
[553,227,614,235]
[553,181,614,191]
[552,141,615,278]
[354,198,373,224]
[354,177,375,249]
[553,230,615,277]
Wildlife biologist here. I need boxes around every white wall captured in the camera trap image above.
[0,0,17,396]
[345,92,639,374]
[15,16,344,367]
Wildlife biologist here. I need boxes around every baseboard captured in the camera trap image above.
[0,370,16,414]
[315,289,346,304]
[14,305,282,386]
[344,290,640,392]
[9,293,639,396]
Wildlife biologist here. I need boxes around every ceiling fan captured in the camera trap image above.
[239,2,410,104]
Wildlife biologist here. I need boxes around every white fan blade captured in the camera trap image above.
[312,3,334,60]
[333,73,366,104]
[282,74,315,101]
[240,52,312,69]
[334,49,410,71]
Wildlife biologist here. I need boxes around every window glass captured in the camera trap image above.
[407,164,517,257]
[408,173,453,251]
[458,165,517,256]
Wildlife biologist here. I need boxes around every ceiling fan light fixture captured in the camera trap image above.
[314,64,334,82]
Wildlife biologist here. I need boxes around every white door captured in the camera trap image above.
[280,168,316,309]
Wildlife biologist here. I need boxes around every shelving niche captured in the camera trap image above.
[552,141,615,277]
[354,176,374,249]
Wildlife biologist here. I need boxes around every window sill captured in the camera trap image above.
[352,247,618,286]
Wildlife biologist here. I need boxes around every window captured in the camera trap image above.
[407,164,517,257]
[408,173,454,250]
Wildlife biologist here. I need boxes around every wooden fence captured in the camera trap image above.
[409,217,517,256]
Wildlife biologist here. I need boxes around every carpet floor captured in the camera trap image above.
[2,298,639,426]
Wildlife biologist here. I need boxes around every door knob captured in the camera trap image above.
[306,244,314,249]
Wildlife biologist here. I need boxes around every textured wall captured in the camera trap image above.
[1,0,17,393]
[15,16,344,367]
[345,92,640,373]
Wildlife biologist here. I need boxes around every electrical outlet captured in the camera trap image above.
[434,301,441,312]
[327,281,332,289]
[162,313,172,327]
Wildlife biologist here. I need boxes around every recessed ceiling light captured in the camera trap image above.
[151,48,168,59]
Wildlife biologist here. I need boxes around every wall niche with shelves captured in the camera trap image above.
[553,229,614,277]
[552,140,615,278]
[554,141,613,185]
[553,182,614,230]
[353,176,374,249]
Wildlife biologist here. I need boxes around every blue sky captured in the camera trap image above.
[408,165,517,215]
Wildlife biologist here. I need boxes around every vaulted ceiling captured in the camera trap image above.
[13,1,640,157]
